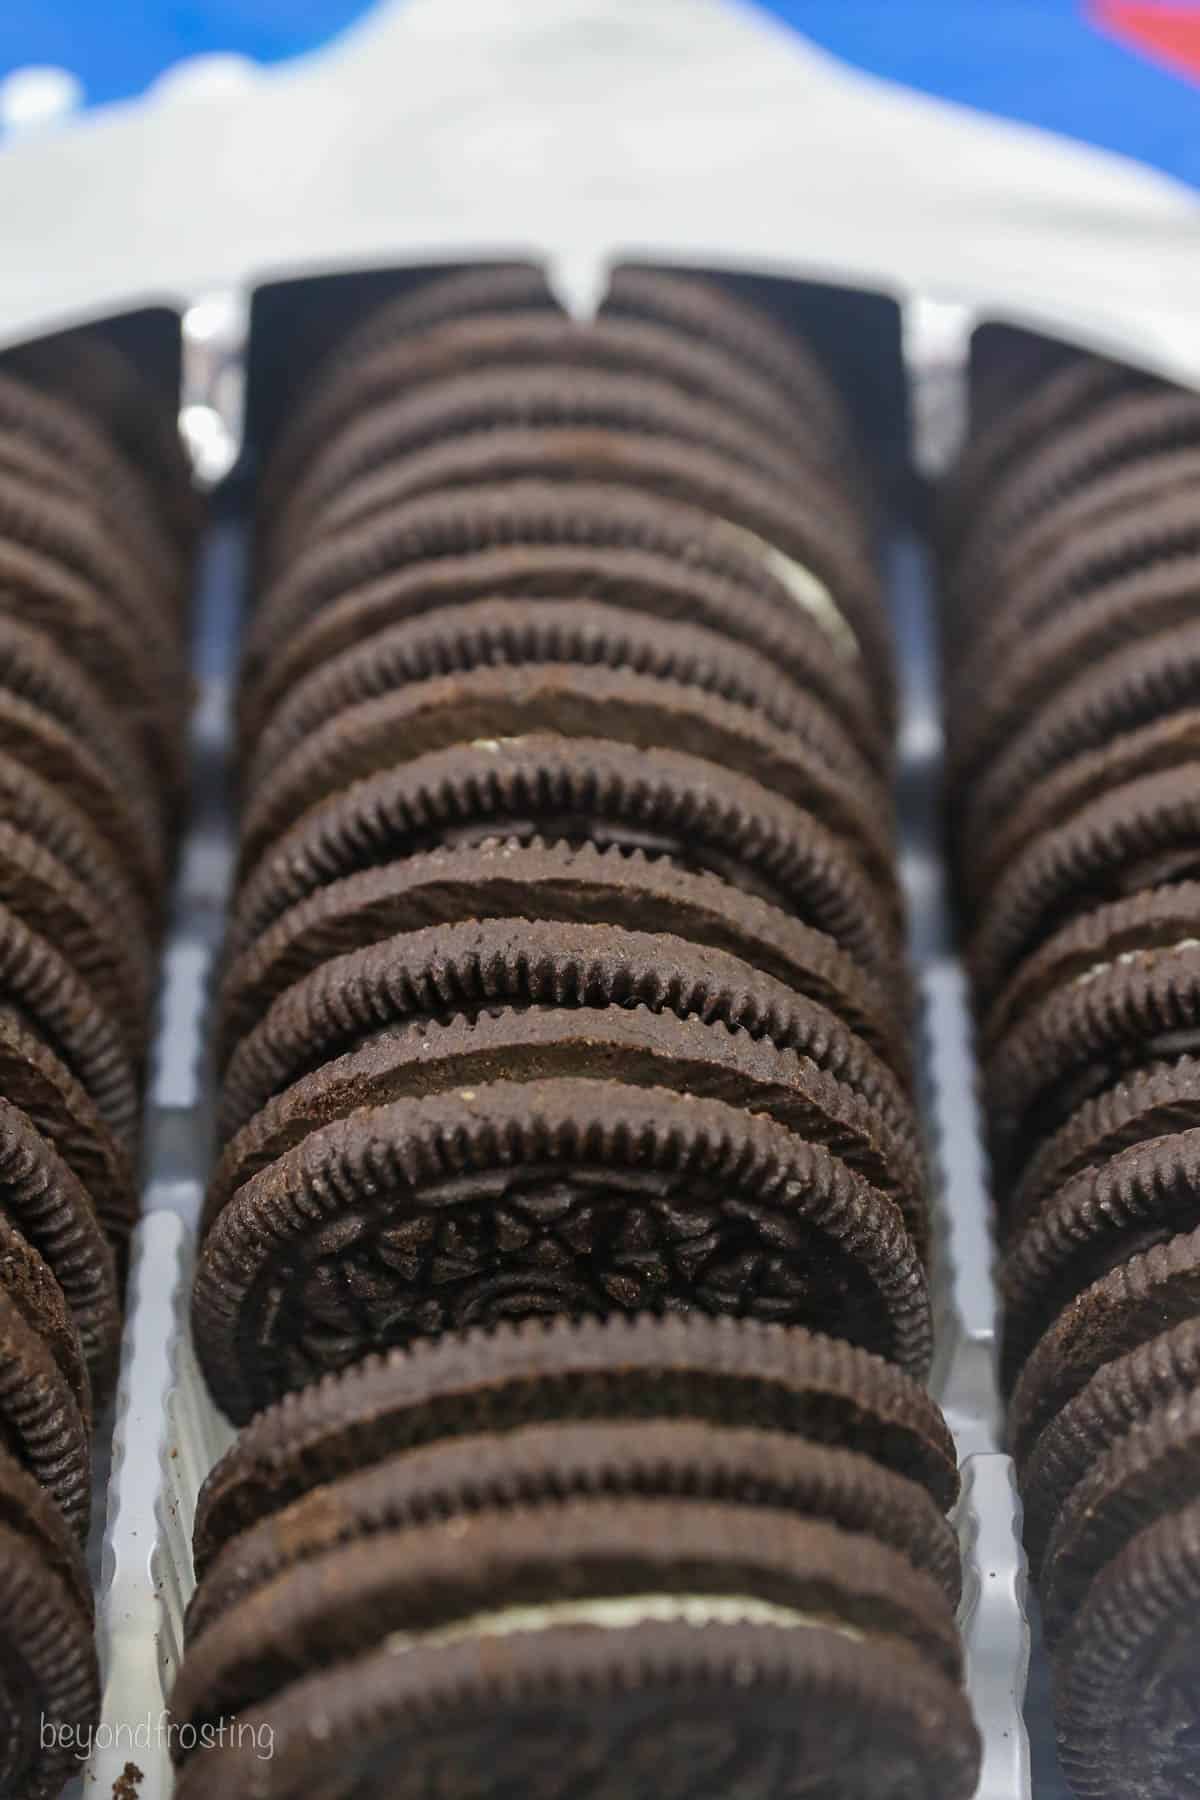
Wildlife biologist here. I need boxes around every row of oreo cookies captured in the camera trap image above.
[941,351,1200,1800]
[177,267,981,1794]
[173,1319,980,1798]
[0,348,195,1796]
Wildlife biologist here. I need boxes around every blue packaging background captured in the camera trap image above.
[3,0,1199,186]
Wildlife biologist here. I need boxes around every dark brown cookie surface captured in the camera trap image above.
[1009,1224,1200,1471]
[236,662,895,895]
[244,539,883,766]
[269,365,830,572]
[1000,1128,1200,1392]
[247,596,873,796]
[0,1008,136,1250]
[216,838,910,1087]
[1041,1383,1200,1647]
[0,899,139,1149]
[0,1209,89,1421]
[230,738,904,994]
[188,1419,961,1646]
[192,1311,957,1574]
[0,1284,91,1540]
[174,1608,978,1800]
[984,939,1200,1196]
[968,757,1200,1011]
[257,428,886,703]
[0,1514,99,1798]
[1009,1055,1200,1249]
[241,480,886,731]
[194,1078,931,1422]
[205,1008,926,1265]
[1054,1497,1200,1800]
[1021,1316,1200,1580]
[218,915,917,1153]
[0,821,152,1062]
[172,1500,964,1762]
[0,1096,120,1406]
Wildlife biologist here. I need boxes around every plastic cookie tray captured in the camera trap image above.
[31,262,1102,1799]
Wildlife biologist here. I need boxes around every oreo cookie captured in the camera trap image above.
[1021,1314,1200,1581]
[247,596,878,794]
[1054,1497,1200,1800]
[189,1420,962,1643]
[215,917,918,1152]
[173,1501,978,1800]
[0,1096,120,1407]
[243,538,883,765]
[192,1313,959,1571]
[268,364,834,574]
[193,1078,933,1422]
[999,1128,1200,1393]
[0,1450,98,1797]
[175,1311,976,1799]
[215,839,911,1088]
[235,663,895,899]
[241,480,886,735]
[206,994,926,1263]
[229,737,904,993]
[255,430,888,711]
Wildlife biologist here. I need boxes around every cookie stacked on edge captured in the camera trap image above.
[0,350,194,1795]
[941,349,1200,1799]
[176,1317,979,1798]
[184,266,980,1797]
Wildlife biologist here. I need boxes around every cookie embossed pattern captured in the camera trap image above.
[72,265,1032,1798]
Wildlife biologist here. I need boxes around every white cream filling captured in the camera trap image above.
[384,1593,866,1658]
[711,517,860,665]
[1071,936,1200,990]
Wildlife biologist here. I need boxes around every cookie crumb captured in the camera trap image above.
[112,1762,143,1799]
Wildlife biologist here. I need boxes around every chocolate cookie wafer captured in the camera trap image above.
[948,387,1200,633]
[0,1007,136,1253]
[950,443,1200,657]
[1054,1496,1200,1800]
[213,916,920,1167]
[1040,1380,1200,1647]
[1009,1055,1200,1243]
[269,364,838,574]
[192,1314,959,1570]
[229,739,905,992]
[189,1421,962,1645]
[0,899,138,1149]
[256,431,888,707]
[0,1449,98,1796]
[241,477,880,730]
[235,664,895,892]
[215,841,911,1088]
[247,596,878,793]
[175,1318,975,1799]
[0,1280,90,1540]
[173,1503,979,1800]
[257,263,561,511]
[0,1210,89,1423]
[243,538,884,766]
[1009,1225,1200,1476]
[938,354,1158,612]
[193,1078,932,1422]
[983,935,1200,1197]
[1021,1314,1200,1580]
[259,311,851,555]
[601,266,854,447]
[0,1093,119,1403]
[206,1005,926,1264]
[999,1128,1200,1393]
